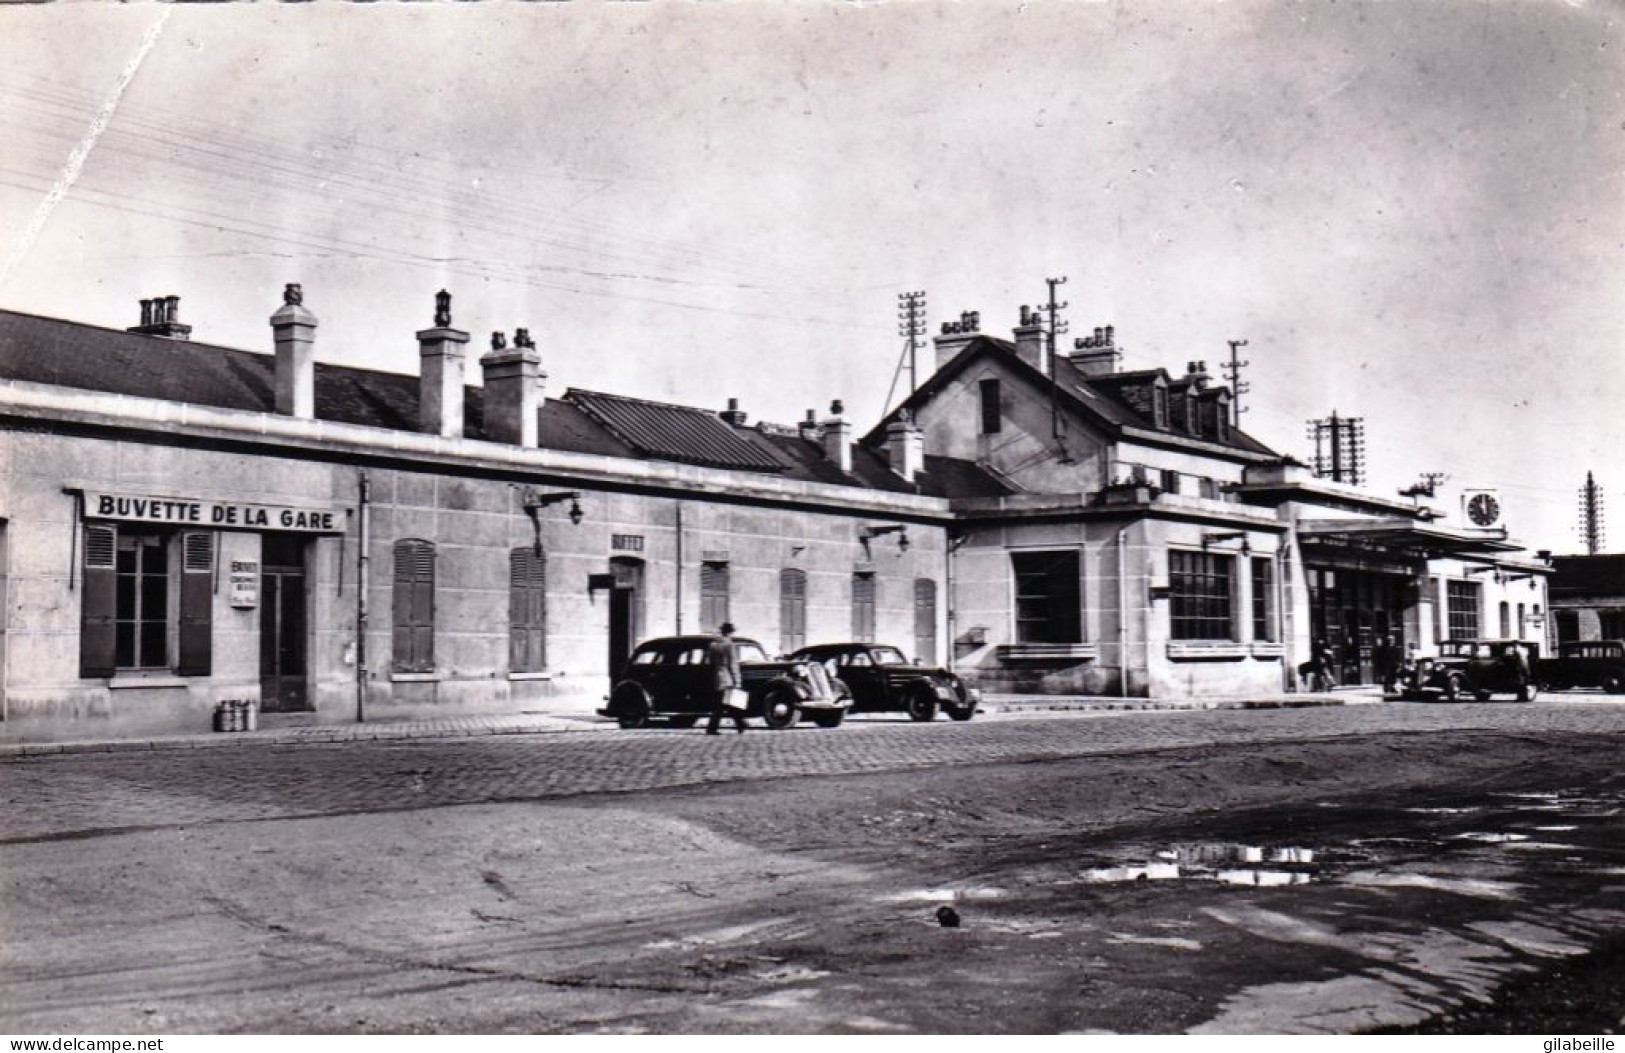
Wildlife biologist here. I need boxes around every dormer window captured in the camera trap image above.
[1216,407,1230,443]
[1153,386,1169,430]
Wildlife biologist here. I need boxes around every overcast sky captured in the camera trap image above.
[1,1,1620,554]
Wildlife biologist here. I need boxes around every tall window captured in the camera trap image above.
[1170,550,1235,641]
[914,578,938,664]
[393,539,436,673]
[979,378,1002,435]
[1153,387,1169,429]
[1251,557,1275,642]
[779,568,807,652]
[81,525,213,678]
[1446,580,1481,641]
[509,547,547,673]
[1012,550,1082,644]
[700,562,731,631]
[852,572,877,642]
[1517,603,1526,639]
[1498,601,1511,638]
[1160,469,1182,495]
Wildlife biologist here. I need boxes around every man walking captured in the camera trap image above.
[705,622,747,735]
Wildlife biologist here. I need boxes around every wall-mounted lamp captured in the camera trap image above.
[520,488,583,554]
[1201,531,1251,556]
[860,523,910,556]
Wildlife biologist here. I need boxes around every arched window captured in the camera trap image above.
[510,547,547,673]
[393,539,435,673]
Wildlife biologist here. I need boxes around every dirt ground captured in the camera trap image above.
[4,726,1623,1033]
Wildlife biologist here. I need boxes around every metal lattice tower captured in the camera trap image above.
[1579,470,1606,555]
[897,290,927,394]
[1306,410,1366,486]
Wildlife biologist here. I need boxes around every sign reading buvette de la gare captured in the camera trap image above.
[84,491,346,533]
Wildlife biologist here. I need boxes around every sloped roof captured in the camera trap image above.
[565,389,790,473]
[0,307,1011,498]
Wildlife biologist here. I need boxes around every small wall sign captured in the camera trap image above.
[612,534,645,552]
[229,560,260,608]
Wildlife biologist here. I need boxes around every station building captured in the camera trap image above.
[0,288,1550,740]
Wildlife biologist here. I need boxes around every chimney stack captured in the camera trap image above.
[933,309,981,370]
[1187,360,1211,390]
[128,294,192,340]
[822,398,852,473]
[481,324,544,447]
[1013,305,1045,373]
[798,408,821,442]
[269,284,316,418]
[884,410,925,481]
[1067,321,1122,377]
[719,397,748,427]
[418,289,470,438]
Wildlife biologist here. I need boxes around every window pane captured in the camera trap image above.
[139,620,167,667]
[1170,550,1235,640]
[115,623,135,668]
[1012,551,1081,644]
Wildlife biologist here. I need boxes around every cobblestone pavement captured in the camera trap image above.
[2,700,1622,844]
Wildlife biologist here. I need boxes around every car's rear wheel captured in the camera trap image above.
[613,688,651,729]
[810,710,845,729]
[906,688,939,722]
[762,692,800,730]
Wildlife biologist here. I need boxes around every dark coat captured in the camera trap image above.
[706,636,741,691]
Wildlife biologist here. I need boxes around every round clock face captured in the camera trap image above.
[1467,493,1501,527]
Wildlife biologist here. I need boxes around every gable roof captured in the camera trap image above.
[864,332,1278,458]
[0,307,1013,499]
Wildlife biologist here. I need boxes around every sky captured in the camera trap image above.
[1,1,1620,555]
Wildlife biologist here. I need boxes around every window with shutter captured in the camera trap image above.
[852,572,876,642]
[509,547,547,673]
[913,578,937,665]
[80,524,118,678]
[176,531,214,676]
[393,539,435,673]
[700,562,730,632]
[779,568,807,652]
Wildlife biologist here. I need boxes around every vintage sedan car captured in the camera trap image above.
[1403,639,1538,702]
[1533,640,1625,693]
[599,635,851,730]
[788,642,979,721]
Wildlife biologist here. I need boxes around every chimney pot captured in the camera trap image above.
[270,287,318,417]
[830,399,845,417]
[418,295,471,438]
[1105,324,1115,345]
[129,294,191,340]
[481,324,542,447]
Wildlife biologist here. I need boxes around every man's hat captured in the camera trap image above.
[719,622,736,634]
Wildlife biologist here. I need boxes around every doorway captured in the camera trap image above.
[1307,566,1407,686]
[607,556,645,678]
[259,535,310,712]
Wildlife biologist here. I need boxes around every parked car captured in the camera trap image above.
[788,642,979,721]
[599,635,852,730]
[1402,639,1538,702]
[1533,640,1625,693]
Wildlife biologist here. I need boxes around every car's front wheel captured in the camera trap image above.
[762,692,800,730]
[1603,672,1625,694]
[612,687,651,729]
[946,702,976,722]
[906,688,939,722]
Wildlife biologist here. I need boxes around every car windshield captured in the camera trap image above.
[871,646,910,666]
[734,641,768,663]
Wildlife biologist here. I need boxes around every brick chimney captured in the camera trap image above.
[481,325,544,447]
[797,408,821,442]
[1067,324,1122,377]
[1013,305,1045,373]
[822,398,852,473]
[269,284,316,418]
[128,294,192,340]
[418,289,470,439]
[719,397,747,427]
[884,410,925,481]
[933,310,981,370]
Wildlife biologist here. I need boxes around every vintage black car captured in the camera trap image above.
[788,642,979,721]
[1403,639,1538,702]
[599,635,851,730]
[1533,640,1625,693]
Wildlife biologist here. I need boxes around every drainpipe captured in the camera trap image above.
[1277,544,1291,692]
[945,529,958,673]
[675,501,685,634]
[1117,525,1129,698]
[355,470,370,724]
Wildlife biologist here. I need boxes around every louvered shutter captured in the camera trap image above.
[913,578,937,665]
[510,547,547,673]
[393,540,435,673]
[700,563,730,632]
[779,568,807,652]
[176,531,214,676]
[852,572,876,643]
[79,524,118,678]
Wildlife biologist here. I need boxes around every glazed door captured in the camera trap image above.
[607,557,645,678]
[259,563,309,712]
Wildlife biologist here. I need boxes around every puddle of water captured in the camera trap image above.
[880,887,1008,903]
[1531,825,1579,832]
[1452,832,1530,843]
[1404,806,1480,815]
[1108,933,1203,950]
[1083,863,1182,883]
[1215,869,1314,887]
[1338,870,1523,899]
[1082,843,1320,885]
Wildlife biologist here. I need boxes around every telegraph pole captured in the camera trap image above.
[1222,339,1250,427]
[1041,276,1069,377]
[1307,410,1367,486]
[896,290,927,394]
[1579,470,1606,555]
